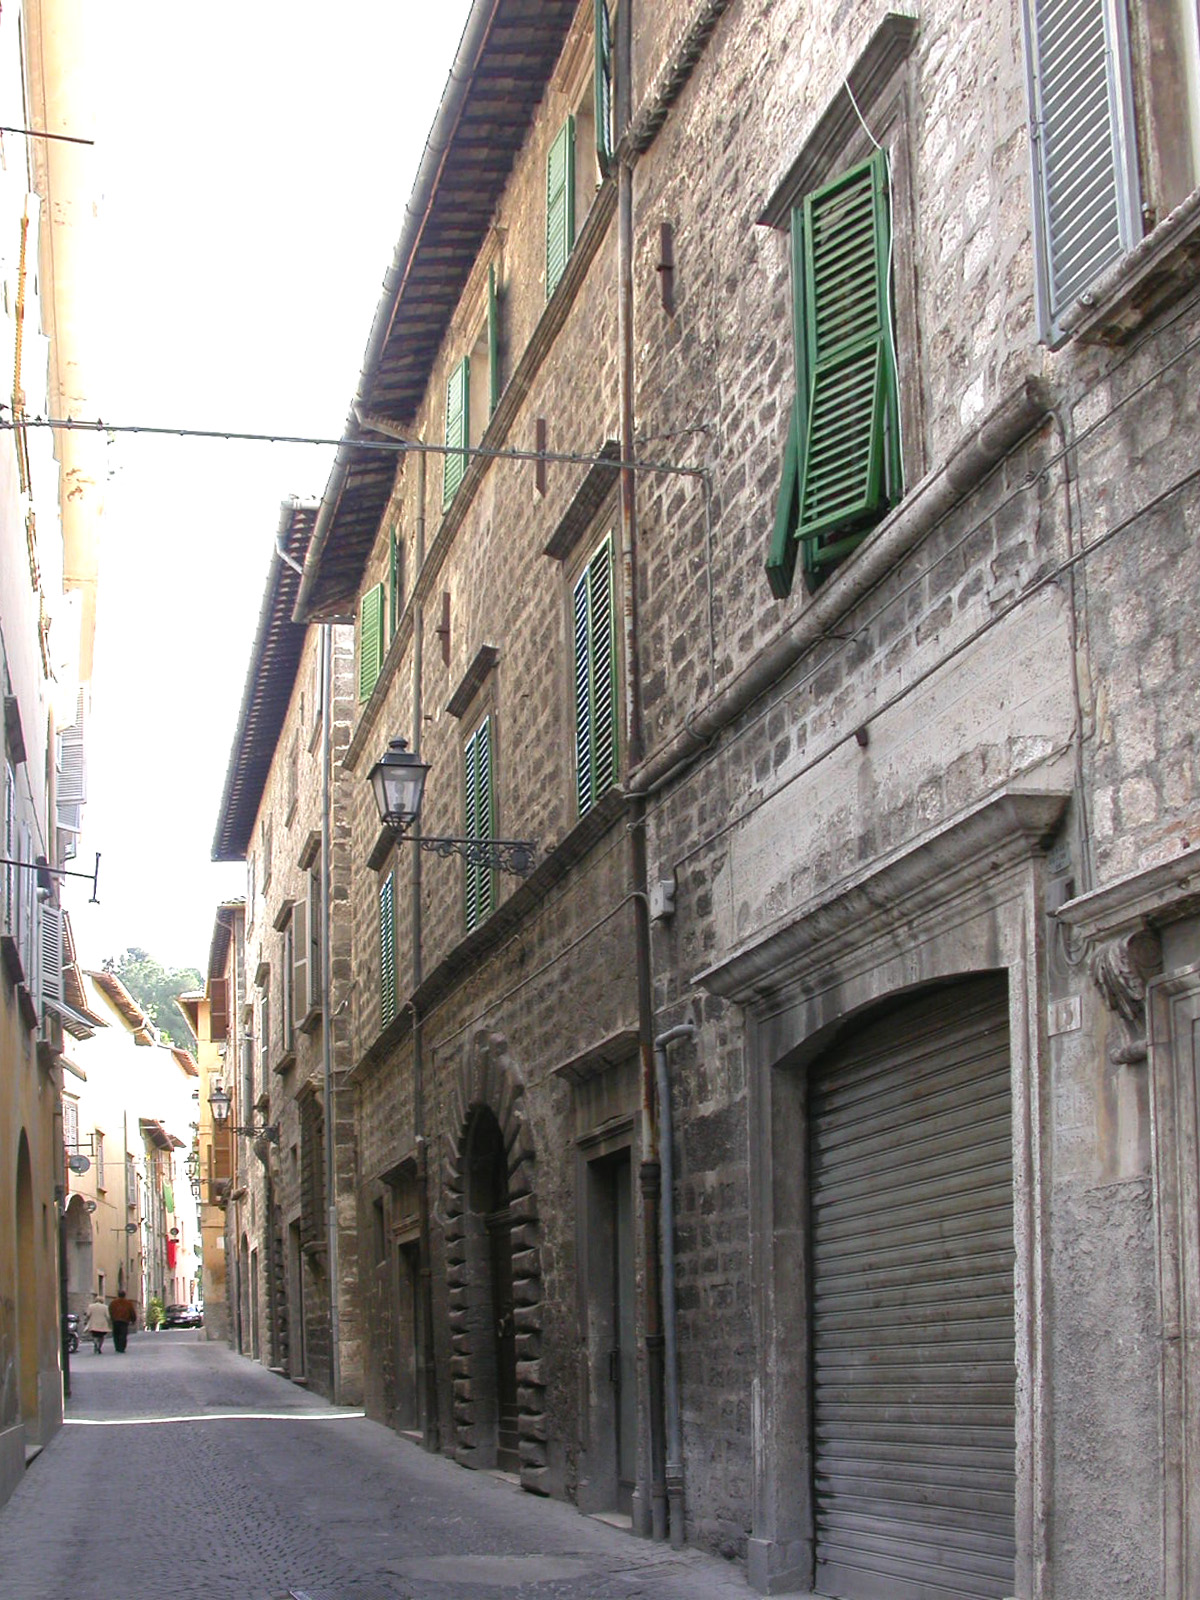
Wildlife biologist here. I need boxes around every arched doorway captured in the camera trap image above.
[63,1195,94,1316]
[15,1133,38,1428]
[463,1106,518,1472]
[444,1033,545,1487]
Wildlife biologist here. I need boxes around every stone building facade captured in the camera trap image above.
[287,1,1200,1597]
[210,501,360,1402]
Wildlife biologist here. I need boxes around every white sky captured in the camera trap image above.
[68,2,472,976]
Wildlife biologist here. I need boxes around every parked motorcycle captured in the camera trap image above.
[63,1311,79,1355]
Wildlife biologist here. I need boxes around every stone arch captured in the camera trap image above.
[443,1031,545,1490]
[15,1132,37,1425]
[63,1194,94,1316]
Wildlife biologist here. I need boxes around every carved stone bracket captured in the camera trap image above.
[1089,930,1162,1065]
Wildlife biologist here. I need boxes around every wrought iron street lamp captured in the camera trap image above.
[208,1086,278,1144]
[367,737,537,877]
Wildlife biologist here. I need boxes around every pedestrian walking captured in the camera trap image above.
[108,1291,136,1353]
[83,1293,111,1354]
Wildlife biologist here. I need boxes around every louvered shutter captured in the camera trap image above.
[379,872,397,1029]
[767,400,802,599]
[292,897,309,1024]
[308,873,321,1009]
[58,720,86,805]
[464,716,495,931]
[443,356,470,506]
[488,264,501,419]
[38,900,61,1007]
[796,151,900,583]
[595,0,614,175]
[546,117,576,299]
[1026,0,1138,332]
[358,582,384,703]
[18,823,33,982]
[573,538,618,815]
[3,764,13,935]
[259,992,270,1080]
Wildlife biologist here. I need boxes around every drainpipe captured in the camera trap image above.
[655,1023,695,1549]
[410,446,439,1450]
[321,620,341,1402]
[613,0,666,1545]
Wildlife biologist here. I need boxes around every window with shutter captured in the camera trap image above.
[307,871,321,1015]
[768,150,902,596]
[358,582,385,703]
[1024,0,1140,338]
[595,0,614,176]
[379,872,397,1030]
[259,991,270,1083]
[282,922,295,1054]
[443,356,470,507]
[488,264,501,419]
[39,902,62,1008]
[546,117,576,299]
[3,763,13,935]
[464,715,495,932]
[573,536,618,815]
[389,526,401,638]
[292,897,309,1026]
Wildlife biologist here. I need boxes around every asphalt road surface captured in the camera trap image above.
[0,1331,760,1600]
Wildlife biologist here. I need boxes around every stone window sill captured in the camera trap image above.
[1060,186,1200,345]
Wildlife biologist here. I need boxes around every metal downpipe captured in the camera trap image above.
[655,1023,695,1549]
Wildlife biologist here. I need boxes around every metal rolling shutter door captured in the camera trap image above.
[810,975,1016,1600]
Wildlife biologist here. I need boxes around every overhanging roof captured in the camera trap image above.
[212,503,316,862]
[295,0,581,623]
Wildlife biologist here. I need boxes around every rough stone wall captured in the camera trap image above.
[335,0,1199,1587]
[231,621,360,1401]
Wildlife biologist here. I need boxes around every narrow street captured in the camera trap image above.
[0,1332,756,1600]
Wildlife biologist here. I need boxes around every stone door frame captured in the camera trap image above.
[697,785,1069,1598]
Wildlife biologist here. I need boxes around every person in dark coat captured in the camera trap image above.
[109,1291,136,1353]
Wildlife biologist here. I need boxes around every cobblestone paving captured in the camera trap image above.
[0,1333,762,1600]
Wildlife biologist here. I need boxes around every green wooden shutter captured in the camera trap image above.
[488,264,500,419]
[464,715,495,931]
[796,149,900,585]
[546,117,576,299]
[379,872,396,1029]
[594,0,614,176]
[443,356,470,507]
[573,537,618,814]
[766,399,802,599]
[358,582,384,703]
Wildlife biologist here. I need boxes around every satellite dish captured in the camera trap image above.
[67,1154,91,1174]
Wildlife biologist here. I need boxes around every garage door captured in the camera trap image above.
[810,975,1016,1600]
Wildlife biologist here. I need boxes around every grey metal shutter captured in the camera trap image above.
[810,975,1015,1600]
[1025,0,1138,331]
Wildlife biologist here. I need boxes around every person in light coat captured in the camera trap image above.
[83,1293,112,1354]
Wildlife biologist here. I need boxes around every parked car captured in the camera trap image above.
[163,1303,203,1328]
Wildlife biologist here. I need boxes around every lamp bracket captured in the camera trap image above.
[396,833,537,877]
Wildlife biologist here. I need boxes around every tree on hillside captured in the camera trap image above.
[102,947,202,1048]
